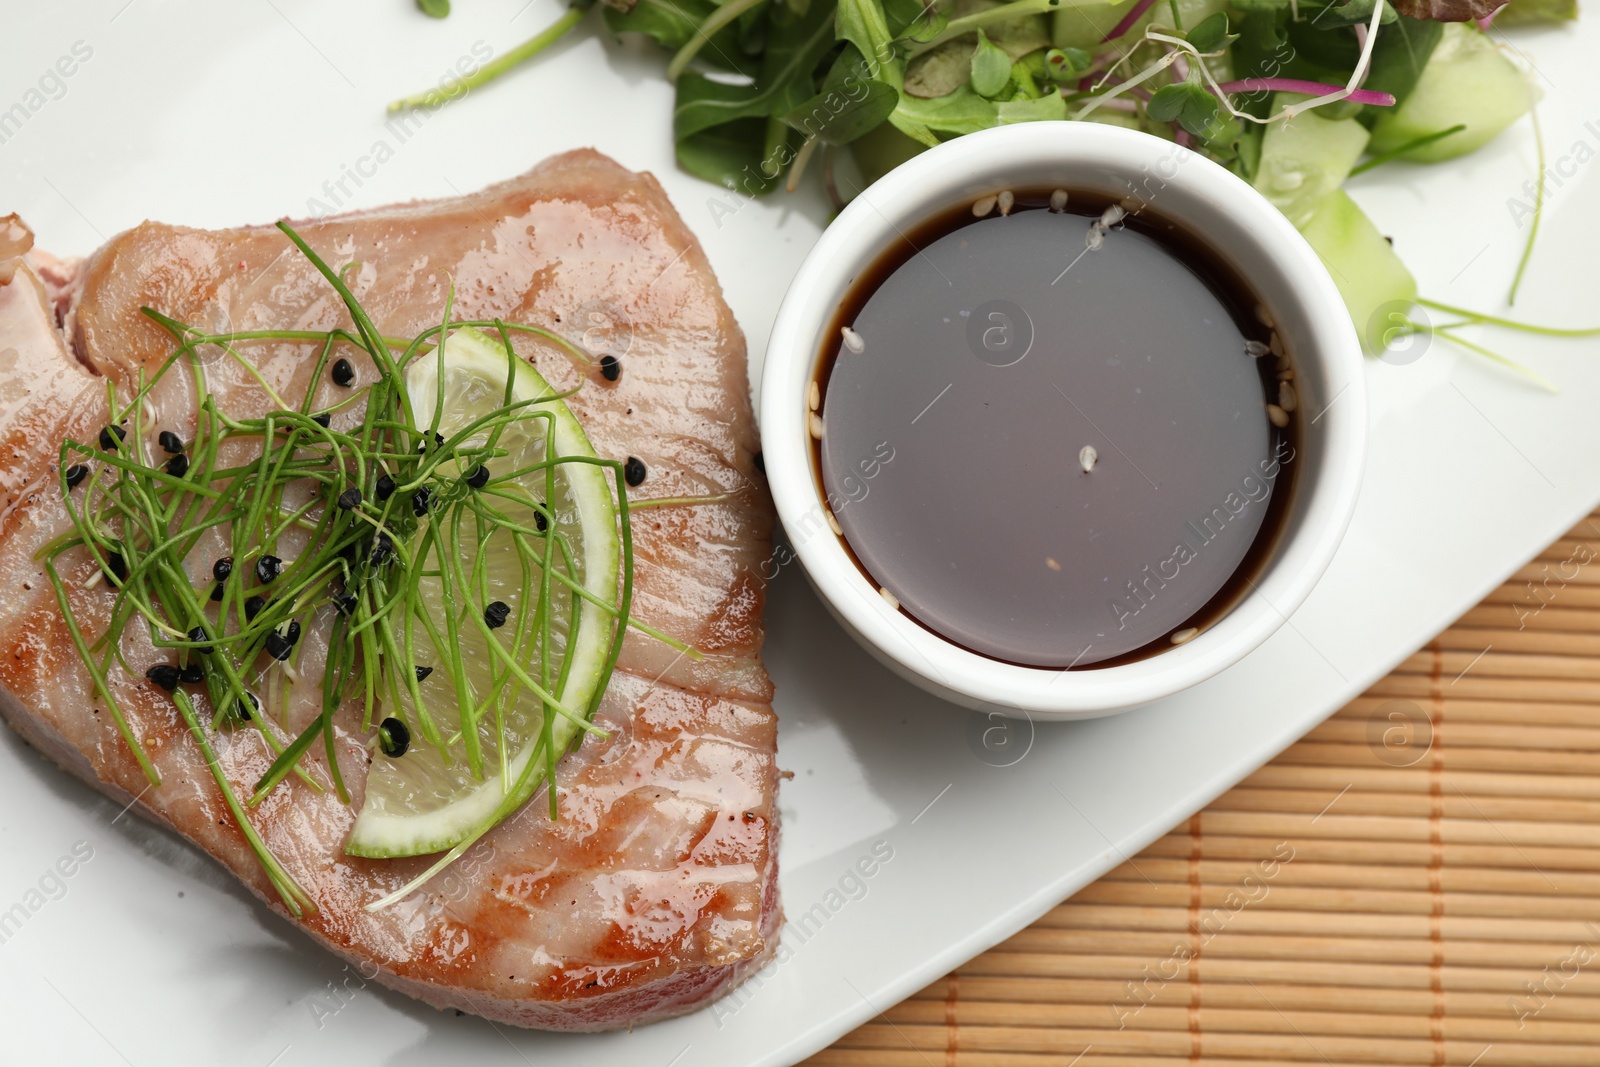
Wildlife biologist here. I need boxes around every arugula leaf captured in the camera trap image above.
[970,30,1014,97]
[605,0,760,76]
[741,6,770,54]
[894,86,999,136]
[677,118,786,193]
[1284,12,1363,71]
[784,79,900,142]
[672,0,840,142]
[997,92,1066,123]
[837,0,898,75]
[883,0,944,38]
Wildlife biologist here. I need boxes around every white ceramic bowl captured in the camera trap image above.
[760,122,1366,719]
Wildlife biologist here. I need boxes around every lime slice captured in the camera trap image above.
[345,328,620,858]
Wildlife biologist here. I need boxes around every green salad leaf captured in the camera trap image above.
[970,29,1015,96]
[397,0,1587,363]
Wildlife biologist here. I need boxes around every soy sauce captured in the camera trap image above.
[813,188,1299,669]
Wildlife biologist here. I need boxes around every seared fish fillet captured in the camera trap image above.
[0,151,779,1031]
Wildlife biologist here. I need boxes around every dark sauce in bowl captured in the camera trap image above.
[813,188,1299,669]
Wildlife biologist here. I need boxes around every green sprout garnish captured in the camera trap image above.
[38,223,705,914]
[1507,103,1544,306]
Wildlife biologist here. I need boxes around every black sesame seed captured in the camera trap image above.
[416,431,445,454]
[483,600,510,629]
[414,665,433,683]
[104,551,127,584]
[179,664,204,685]
[465,465,490,489]
[165,454,189,478]
[411,486,432,517]
[187,626,214,654]
[624,456,647,487]
[284,619,301,645]
[158,430,184,454]
[753,450,765,475]
[378,716,410,758]
[371,532,394,565]
[210,584,225,602]
[98,425,126,452]
[145,664,180,691]
[333,592,358,616]
[255,555,282,584]
[331,358,356,387]
[264,631,292,661]
[599,354,621,382]
[311,412,331,429]
[534,504,549,533]
[244,595,266,621]
[374,473,396,501]
[213,556,233,582]
[235,692,259,721]
[64,464,88,489]
[337,486,362,511]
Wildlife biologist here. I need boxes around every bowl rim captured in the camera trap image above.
[759,121,1367,719]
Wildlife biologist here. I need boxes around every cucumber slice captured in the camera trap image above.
[1369,23,1534,164]
[1252,93,1371,228]
[1299,189,1418,354]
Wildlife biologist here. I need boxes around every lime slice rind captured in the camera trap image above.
[345,328,620,859]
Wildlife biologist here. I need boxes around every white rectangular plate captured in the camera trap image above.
[2,4,1597,1065]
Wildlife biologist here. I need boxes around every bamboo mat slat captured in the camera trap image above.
[808,509,1600,1067]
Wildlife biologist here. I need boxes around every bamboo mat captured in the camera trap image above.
[807,509,1600,1067]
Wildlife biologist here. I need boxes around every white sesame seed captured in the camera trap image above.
[809,413,826,439]
[1079,444,1098,473]
[1266,403,1289,428]
[83,569,104,590]
[1170,627,1199,645]
[972,195,997,218]
[1049,189,1069,212]
[879,587,900,611]
[1046,557,1061,572]
[1279,380,1298,412]
[1269,331,1284,358]
[841,325,865,354]
[1244,340,1269,358]
[1100,204,1126,228]
[1277,367,1295,381]
[1256,304,1276,329]
[826,510,842,536]
[1085,226,1104,251]
[997,190,1015,216]
[808,381,820,411]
